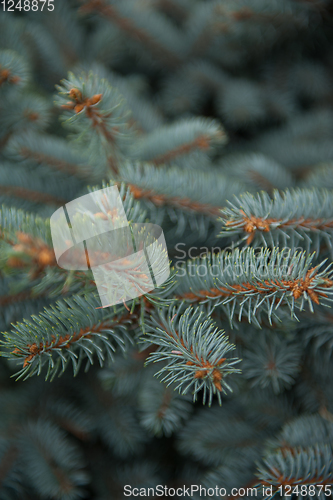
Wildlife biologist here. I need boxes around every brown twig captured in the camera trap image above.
[127,183,221,217]
[19,147,86,177]
[178,268,333,306]
[79,0,181,68]
[226,210,333,244]
[149,134,222,166]
[0,185,66,206]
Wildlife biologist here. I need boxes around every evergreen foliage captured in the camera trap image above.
[0,1,333,498]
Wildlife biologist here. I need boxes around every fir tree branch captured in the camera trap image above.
[18,419,89,498]
[301,162,333,190]
[19,148,81,176]
[0,290,33,307]
[127,183,221,217]
[75,63,165,133]
[0,94,52,150]
[173,247,333,326]
[0,185,65,206]
[55,71,135,175]
[5,132,96,181]
[0,161,80,211]
[1,230,58,284]
[241,333,302,394]
[133,118,227,166]
[266,414,333,455]
[188,2,310,59]
[177,405,262,465]
[0,204,53,245]
[142,305,241,405]
[117,162,245,239]
[255,446,333,497]
[220,188,333,255]
[0,294,136,380]
[138,375,193,436]
[0,49,29,91]
[218,153,294,193]
[149,135,214,166]
[79,0,182,68]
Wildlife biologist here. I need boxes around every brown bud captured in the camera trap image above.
[7,256,25,268]
[16,232,34,244]
[27,112,39,121]
[29,343,40,354]
[94,212,108,220]
[88,93,103,106]
[212,369,222,381]
[214,381,222,392]
[194,370,207,379]
[23,354,34,367]
[0,69,10,85]
[38,248,55,267]
[12,244,26,253]
[216,358,226,366]
[61,104,76,110]
[74,103,85,113]
[69,88,83,101]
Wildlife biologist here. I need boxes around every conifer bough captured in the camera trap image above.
[142,305,241,405]
[173,247,333,325]
[220,188,333,255]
